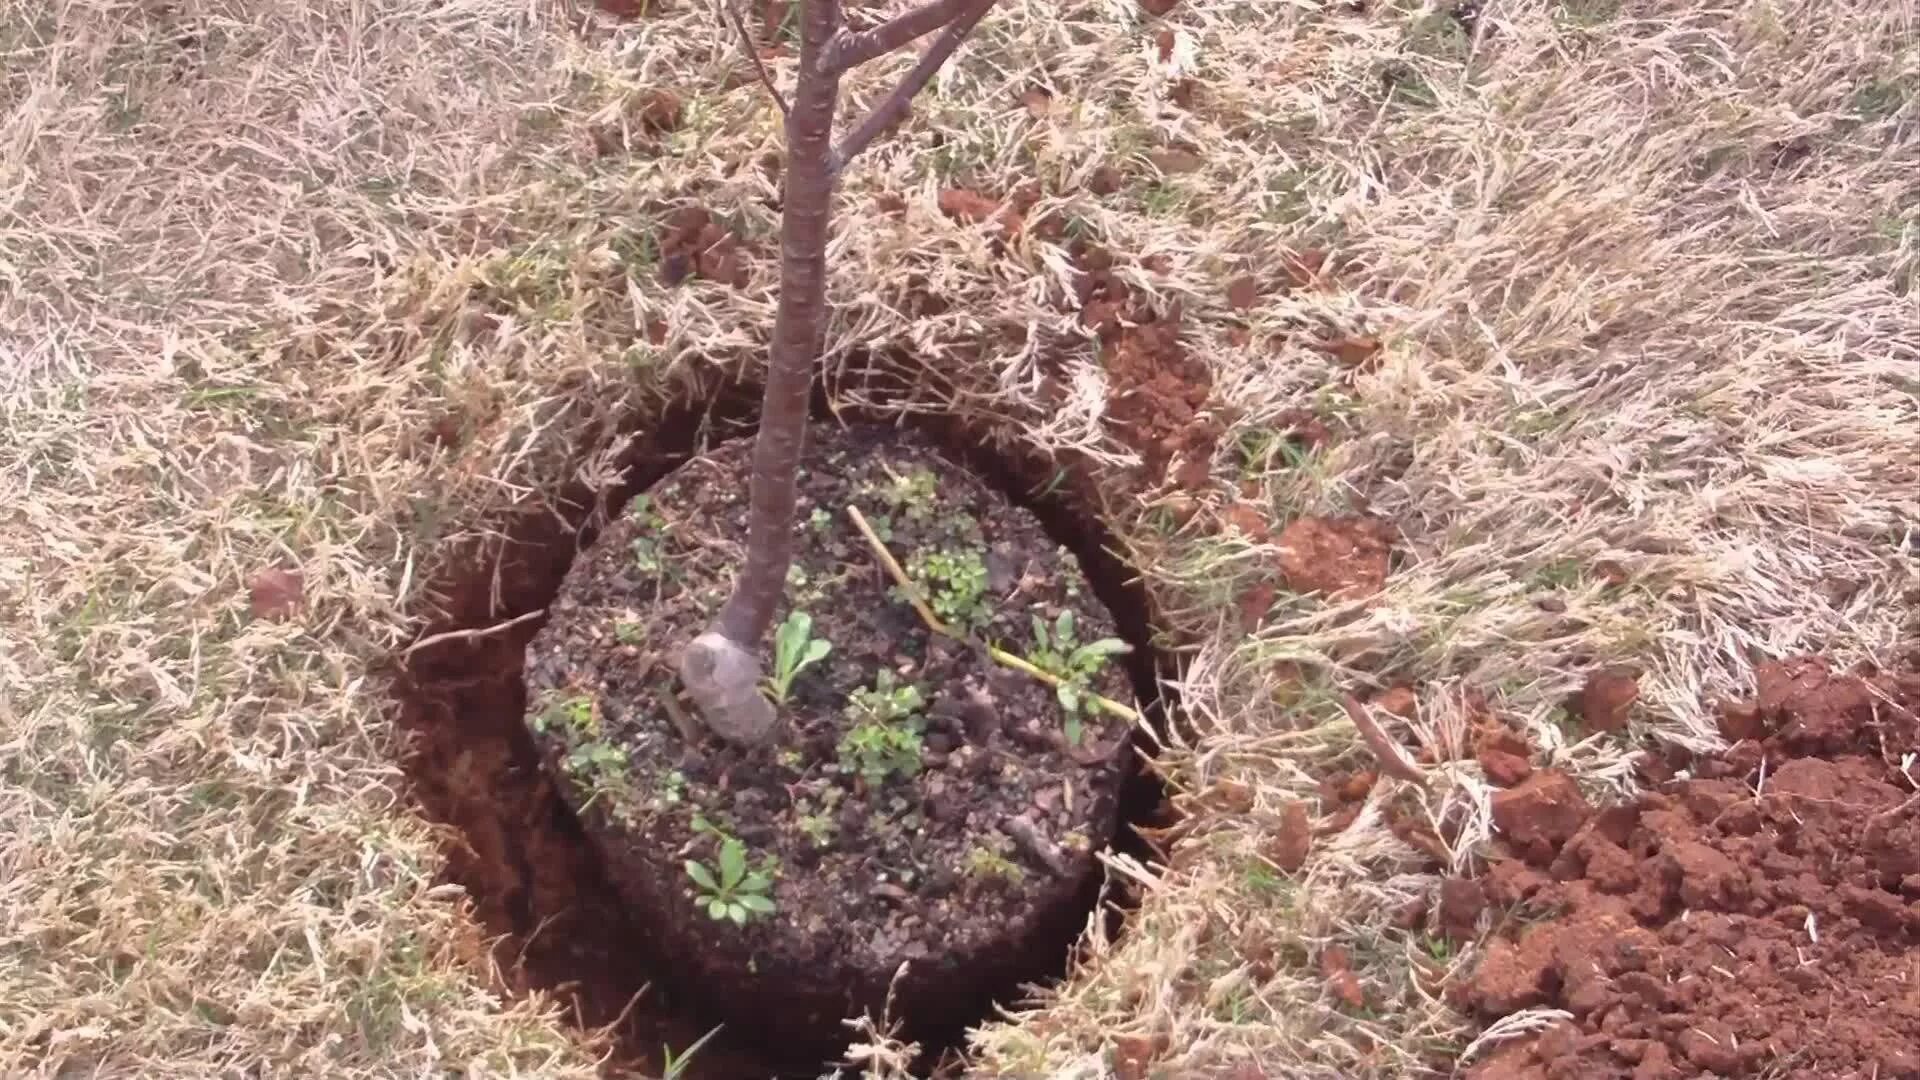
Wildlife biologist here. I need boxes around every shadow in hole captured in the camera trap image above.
[386,373,1179,1077]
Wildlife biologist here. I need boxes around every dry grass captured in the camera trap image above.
[3,0,1915,1076]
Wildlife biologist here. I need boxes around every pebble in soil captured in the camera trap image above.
[520,421,1137,1040]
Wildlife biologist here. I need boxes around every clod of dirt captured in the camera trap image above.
[590,88,684,155]
[1095,293,1218,488]
[937,188,1022,237]
[1225,274,1261,311]
[1437,877,1486,941]
[1275,515,1393,599]
[1373,685,1418,719]
[1476,747,1533,787]
[1489,770,1591,864]
[1460,658,1920,1080]
[1148,147,1203,175]
[248,567,304,621]
[1110,1032,1170,1080]
[1019,85,1053,117]
[658,206,751,288]
[1318,334,1382,370]
[1574,664,1638,732]
[521,422,1137,1059]
[1136,0,1178,14]
[1279,247,1328,289]
[1266,799,1313,872]
[1319,946,1366,1009]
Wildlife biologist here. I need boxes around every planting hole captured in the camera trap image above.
[388,378,1173,1077]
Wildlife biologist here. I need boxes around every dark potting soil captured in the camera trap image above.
[521,421,1137,1055]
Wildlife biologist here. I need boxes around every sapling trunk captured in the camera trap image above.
[679,0,1001,745]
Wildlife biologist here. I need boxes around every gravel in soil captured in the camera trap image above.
[1459,656,1920,1080]
[521,421,1137,1051]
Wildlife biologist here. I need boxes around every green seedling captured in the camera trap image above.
[965,845,1025,884]
[629,494,668,572]
[1029,610,1131,744]
[766,610,832,704]
[905,547,991,631]
[838,670,926,786]
[660,1024,724,1080]
[796,809,836,847]
[685,836,776,925]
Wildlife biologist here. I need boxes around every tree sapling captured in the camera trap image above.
[676,0,1008,745]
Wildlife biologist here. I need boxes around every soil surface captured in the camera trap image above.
[1459,656,1920,1080]
[521,421,1137,1056]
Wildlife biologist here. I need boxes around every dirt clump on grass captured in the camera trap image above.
[521,421,1137,1058]
[1459,656,1920,1080]
[1061,240,1220,489]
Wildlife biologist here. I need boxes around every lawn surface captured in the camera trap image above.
[3,0,1915,1076]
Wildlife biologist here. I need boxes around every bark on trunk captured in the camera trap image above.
[717,0,843,648]
[679,0,844,745]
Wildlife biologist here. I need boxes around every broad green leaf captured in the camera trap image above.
[1055,610,1075,643]
[718,839,747,889]
[727,903,748,925]
[685,860,718,892]
[707,898,728,920]
[1065,714,1084,747]
[738,893,776,914]
[1057,684,1080,711]
[741,871,772,893]
[803,638,831,664]
[1077,637,1131,659]
[1030,614,1048,646]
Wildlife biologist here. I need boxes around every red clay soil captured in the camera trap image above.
[1459,656,1920,1080]
[1064,240,1220,489]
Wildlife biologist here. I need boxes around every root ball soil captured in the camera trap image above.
[1462,657,1920,1080]
[522,421,1137,1058]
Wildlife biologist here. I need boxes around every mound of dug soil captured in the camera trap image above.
[521,422,1137,1059]
[1460,657,1920,1080]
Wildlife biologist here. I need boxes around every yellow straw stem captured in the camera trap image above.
[844,504,1142,725]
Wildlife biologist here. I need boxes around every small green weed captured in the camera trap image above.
[905,547,991,631]
[838,670,926,786]
[965,845,1025,884]
[658,769,686,806]
[766,610,832,704]
[1853,77,1909,119]
[796,809,836,847]
[808,507,832,532]
[628,494,668,572]
[877,467,940,520]
[1028,610,1130,745]
[685,836,776,925]
[530,692,595,737]
[660,1025,723,1080]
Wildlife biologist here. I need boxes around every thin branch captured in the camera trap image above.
[829,0,995,175]
[820,0,972,75]
[724,0,790,117]
[1340,693,1430,789]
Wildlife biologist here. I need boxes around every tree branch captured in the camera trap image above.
[828,0,995,175]
[820,0,972,75]
[725,0,791,117]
